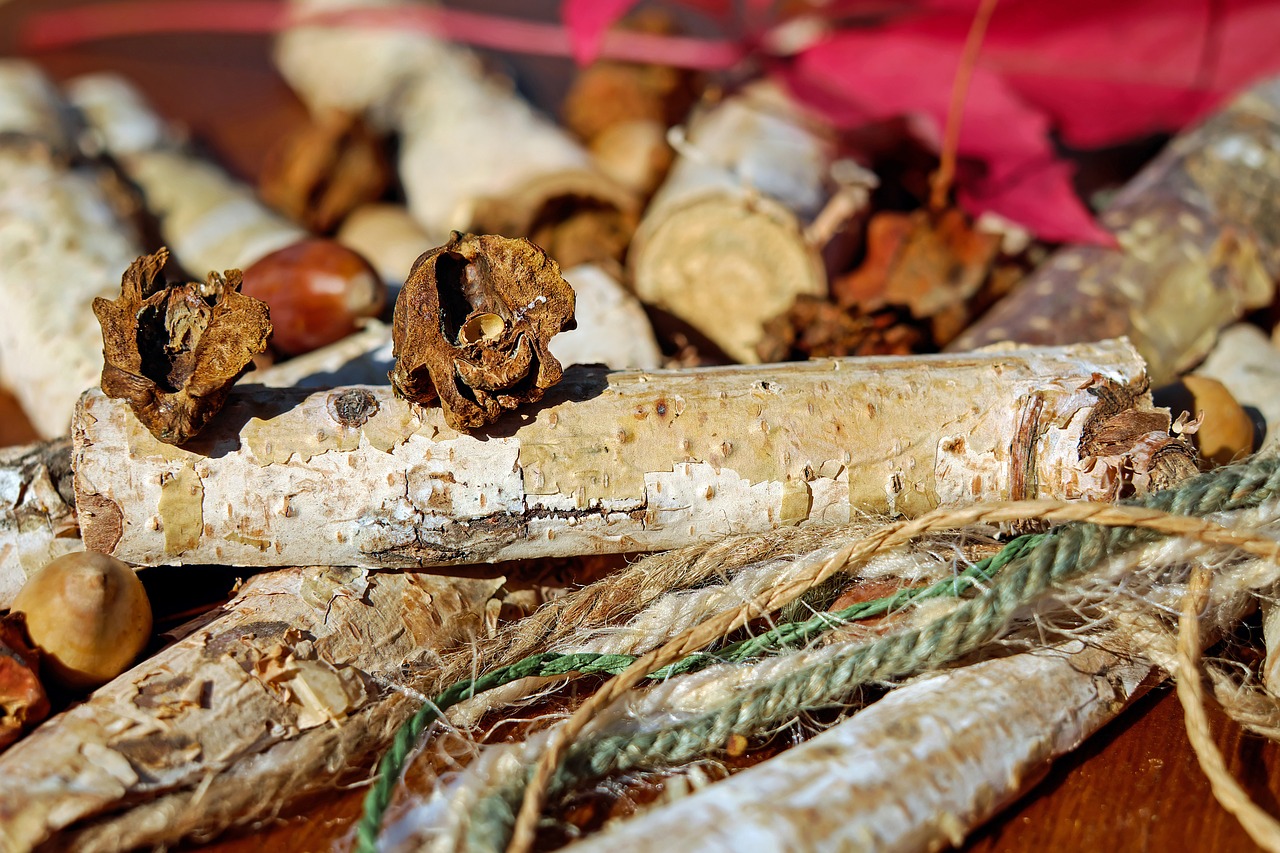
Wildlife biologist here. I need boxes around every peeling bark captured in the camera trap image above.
[0,63,143,438]
[73,339,1193,569]
[0,438,79,609]
[949,76,1280,384]
[629,81,835,364]
[0,567,502,852]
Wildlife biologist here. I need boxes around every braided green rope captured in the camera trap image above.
[352,528,1043,851]
[463,458,1280,852]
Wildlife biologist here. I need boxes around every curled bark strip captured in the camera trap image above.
[390,233,576,431]
[93,249,273,445]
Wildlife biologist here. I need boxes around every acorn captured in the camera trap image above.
[11,552,152,690]
[240,239,386,357]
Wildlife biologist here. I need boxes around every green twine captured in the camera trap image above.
[352,528,1045,851]
[460,458,1280,852]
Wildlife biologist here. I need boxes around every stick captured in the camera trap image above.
[0,438,78,609]
[0,62,143,438]
[949,76,1280,384]
[0,566,503,852]
[65,73,306,276]
[628,81,835,363]
[276,0,638,268]
[560,641,1150,853]
[72,339,1194,568]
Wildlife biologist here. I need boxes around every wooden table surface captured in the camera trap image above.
[1,2,1275,851]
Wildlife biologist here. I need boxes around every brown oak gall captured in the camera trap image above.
[390,233,576,431]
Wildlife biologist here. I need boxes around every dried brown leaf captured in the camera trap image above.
[93,249,272,445]
[390,233,576,431]
[0,614,48,752]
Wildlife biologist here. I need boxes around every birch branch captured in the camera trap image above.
[563,640,1151,853]
[629,80,835,363]
[73,340,1194,569]
[0,566,503,852]
[277,0,638,268]
[949,76,1280,384]
[65,73,306,276]
[0,62,143,438]
[0,438,79,609]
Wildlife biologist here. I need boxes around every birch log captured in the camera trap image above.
[277,0,638,268]
[0,566,502,852]
[0,438,79,609]
[628,80,835,363]
[949,76,1280,384]
[64,73,307,276]
[74,339,1194,569]
[0,62,142,438]
[564,641,1150,853]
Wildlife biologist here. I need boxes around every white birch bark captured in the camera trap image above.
[64,73,306,276]
[73,339,1188,569]
[629,80,834,363]
[563,641,1150,853]
[0,438,79,609]
[276,0,632,240]
[0,63,143,439]
[0,566,503,852]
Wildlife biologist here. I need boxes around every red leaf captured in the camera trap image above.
[894,0,1280,146]
[561,0,643,64]
[784,30,1107,242]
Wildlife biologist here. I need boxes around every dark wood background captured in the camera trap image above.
[0,2,1274,850]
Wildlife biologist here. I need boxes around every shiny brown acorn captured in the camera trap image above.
[241,239,386,356]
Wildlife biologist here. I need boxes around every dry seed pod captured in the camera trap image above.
[390,233,576,431]
[11,552,151,690]
[93,249,272,445]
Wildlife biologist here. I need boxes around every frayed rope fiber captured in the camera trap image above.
[487,457,1280,853]
[359,456,1280,853]
[351,531,1042,851]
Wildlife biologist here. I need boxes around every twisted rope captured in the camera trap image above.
[488,458,1280,853]
[352,526,1041,850]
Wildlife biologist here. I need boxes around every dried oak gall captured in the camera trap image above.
[11,552,152,690]
[390,233,576,431]
[94,249,272,445]
[240,239,385,357]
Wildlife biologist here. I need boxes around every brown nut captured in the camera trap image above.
[11,552,152,690]
[94,249,273,445]
[240,239,385,357]
[390,232,576,431]
[1178,376,1257,466]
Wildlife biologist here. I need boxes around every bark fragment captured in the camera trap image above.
[0,567,502,851]
[93,249,272,445]
[0,438,78,609]
[390,232,576,431]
